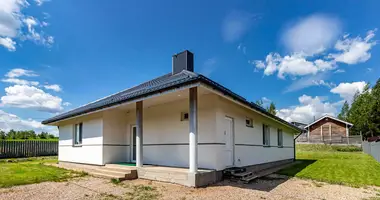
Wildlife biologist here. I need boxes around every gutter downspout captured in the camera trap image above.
[293,131,303,161]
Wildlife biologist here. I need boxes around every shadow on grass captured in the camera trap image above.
[277,159,316,176]
[208,160,316,192]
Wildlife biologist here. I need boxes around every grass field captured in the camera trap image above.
[0,157,85,188]
[278,144,380,187]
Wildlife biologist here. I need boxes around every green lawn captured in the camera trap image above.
[0,157,85,188]
[278,144,380,187]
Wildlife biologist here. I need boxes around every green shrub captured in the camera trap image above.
[296,144,362,152]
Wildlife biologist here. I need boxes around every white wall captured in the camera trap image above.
[122,93,219,169]
[59,118,104,165]
[103,109,129,164]
[214,96,296,170]
[57,88,298,169]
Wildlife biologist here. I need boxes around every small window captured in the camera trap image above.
[181,112,189,121]
[74,123,83,146]
[246,117,253,128]
[277,129,283,147]
[263,124,270,146]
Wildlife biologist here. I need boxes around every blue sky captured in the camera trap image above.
[0,0,379,134]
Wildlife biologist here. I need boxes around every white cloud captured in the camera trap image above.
[237,43,247,54]
[252,52,336,79]
[5,68,38,78]
[199,57,217,77]
[284,73,335,93]
[277,95,340,124]
[2,78,39,86]
[0,0,53,51]
[330,29,377,64]
[0,37,16,51]
[330,81,366,102]
[334,69,345,73]
[43,84,61,92]
[1,85,63,113]
[34,0,50,6]
[22,16,54,47]
[222,10,257,43]
[282,14,341,55]
[62,102,71,106]
[0,109,57,135]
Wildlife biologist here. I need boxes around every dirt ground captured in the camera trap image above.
[0,174,379,200]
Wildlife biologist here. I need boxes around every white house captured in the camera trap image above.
[43,50,301,187]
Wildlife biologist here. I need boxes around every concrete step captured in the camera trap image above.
[92,168,130,177]
[105,164,136,172]
[90,171,126,181]
[232,171,252,178]
[241,174,259,183]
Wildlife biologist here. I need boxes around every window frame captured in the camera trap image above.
[73,123,83,147]
[277,129,283,147]
[245,117,253,128]
[263,124,270,147]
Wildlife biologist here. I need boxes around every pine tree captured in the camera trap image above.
[255,99,264,107]
[368,79,380,136]
[338,101,349,121]
[267,102,276,115]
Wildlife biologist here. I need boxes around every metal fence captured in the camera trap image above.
[296,134,362,145]
[0,140,58,159]
[363,141,380,162]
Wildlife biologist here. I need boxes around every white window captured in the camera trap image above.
[74,123,83,146]
[263,124,270,146]
[181,112,189,121]
[245,117,253,128]
[278,129,283,147]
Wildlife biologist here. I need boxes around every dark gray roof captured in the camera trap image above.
[42,70,301,132]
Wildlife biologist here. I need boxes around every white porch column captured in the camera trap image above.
[189,87,198,173]
[136,101,143,167]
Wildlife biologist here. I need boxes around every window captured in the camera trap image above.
[245,117,253,128]
[277,129,283,147]
[181,112,189,121]
[74,123,83,146]
[263,124,270,146]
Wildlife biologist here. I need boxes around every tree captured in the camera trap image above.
[338,101,349,121]
[0,131,5,140]
[267,102,276,115]
[368,79,380,136]
[38,132,49,139]
[255,99,264,107]
[7,129,17,139]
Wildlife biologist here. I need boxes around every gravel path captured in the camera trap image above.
[0,175,379,200]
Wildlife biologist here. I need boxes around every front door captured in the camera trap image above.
[224,116,234,167]
[131,125,137,163]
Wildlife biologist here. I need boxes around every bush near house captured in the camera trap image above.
[278,144,380,187]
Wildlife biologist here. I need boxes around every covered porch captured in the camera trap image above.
[99,85,222,186]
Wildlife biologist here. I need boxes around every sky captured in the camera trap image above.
[0,0,379,135]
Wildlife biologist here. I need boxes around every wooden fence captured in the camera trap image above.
[0,140,58,159]
[296,134,362,145]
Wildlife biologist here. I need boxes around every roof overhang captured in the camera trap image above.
[43,75,302,132]
[43,82,201,125]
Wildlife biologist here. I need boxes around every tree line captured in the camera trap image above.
[338,78,380,139]
[0,130,57,140]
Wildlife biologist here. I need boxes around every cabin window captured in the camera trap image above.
[181,112,189,121]
[246,117,253,128]
[263,124,270,146]
[73,123,83,146]
[277,129,283,147]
